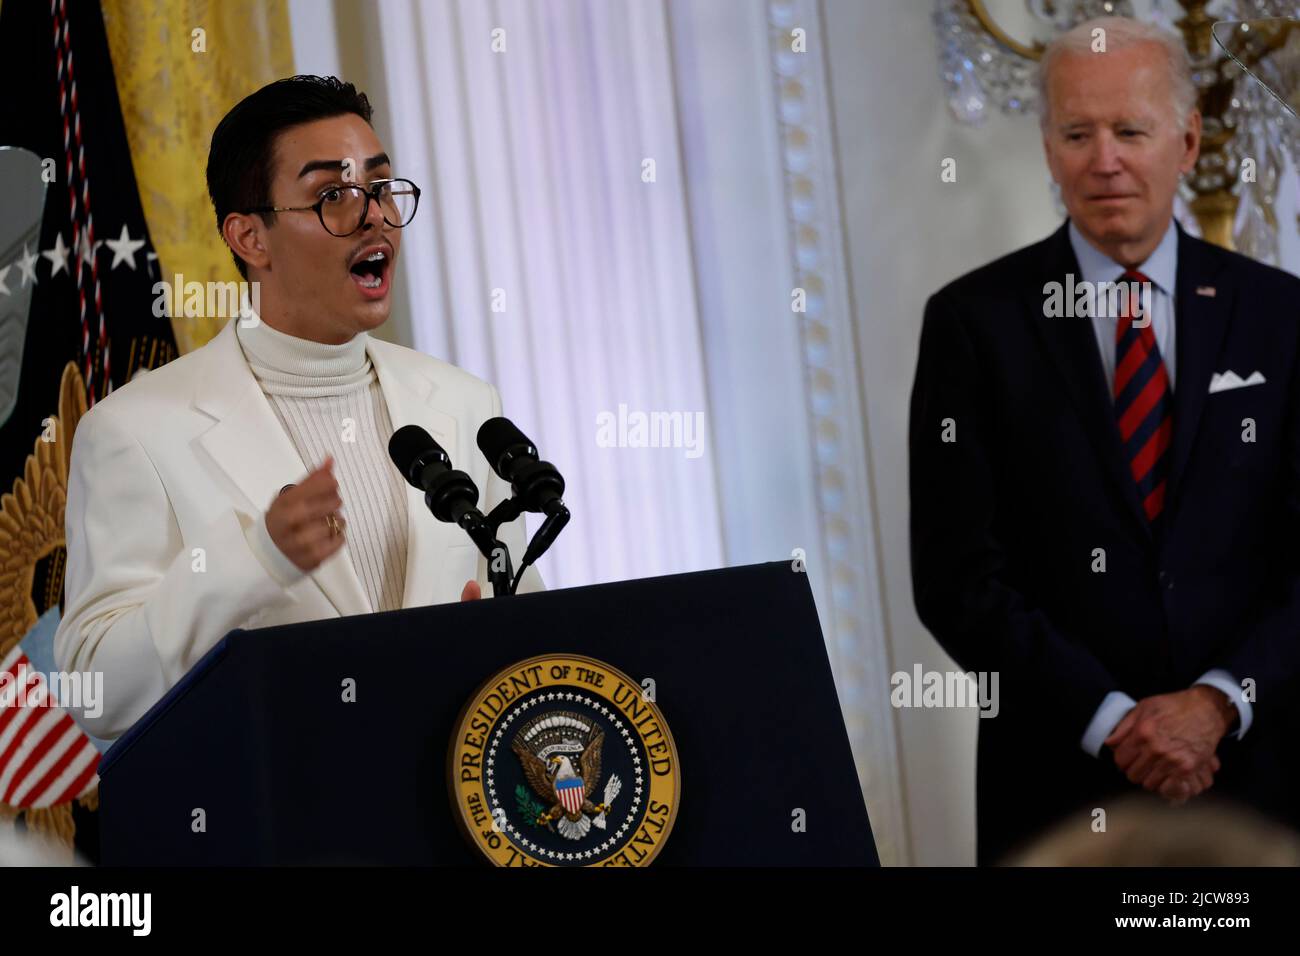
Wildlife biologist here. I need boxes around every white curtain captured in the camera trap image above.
[371,0,725,589]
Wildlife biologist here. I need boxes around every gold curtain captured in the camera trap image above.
[101,0,295,353]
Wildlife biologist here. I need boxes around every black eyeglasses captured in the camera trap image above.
[245,178,421,237]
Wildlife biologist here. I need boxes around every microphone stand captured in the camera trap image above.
[483,496,569,595]
[460,517,513,598]
[477,500,521,598]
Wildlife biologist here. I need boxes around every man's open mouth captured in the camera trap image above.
[348,246,390,291]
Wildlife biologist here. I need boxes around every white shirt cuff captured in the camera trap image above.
[1080,691,1138,757]
[243,511,307,588]
[1194,669,1251,739]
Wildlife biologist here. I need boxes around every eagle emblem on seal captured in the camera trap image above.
[512,710,623,841]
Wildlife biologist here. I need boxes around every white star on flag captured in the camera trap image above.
[16,243,39,287]
[0,265,10,296]
[104,223,146,270]
[42,232,70,277]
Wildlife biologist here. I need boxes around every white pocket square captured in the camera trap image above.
[1208,370,1266,393]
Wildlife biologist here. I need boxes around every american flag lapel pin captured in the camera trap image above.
[1196,285,1216,297]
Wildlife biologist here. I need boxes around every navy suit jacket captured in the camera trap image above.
[909,219,1300,864]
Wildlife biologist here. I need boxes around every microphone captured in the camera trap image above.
[389,424,514,596]
[476,418,566,516]
[477,417,570,587]
[389,424,481,525]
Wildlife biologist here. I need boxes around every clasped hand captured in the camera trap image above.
[1105,687,1233,805]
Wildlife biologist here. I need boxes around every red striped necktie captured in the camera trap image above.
[1113,268,1172,525]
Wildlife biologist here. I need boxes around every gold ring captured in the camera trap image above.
[325,513,341,538]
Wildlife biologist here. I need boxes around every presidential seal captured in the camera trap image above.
[449,654,680,866]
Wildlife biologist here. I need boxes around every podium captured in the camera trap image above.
[98,562,878,865]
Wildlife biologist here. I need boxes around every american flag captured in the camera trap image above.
[0,645,99,810]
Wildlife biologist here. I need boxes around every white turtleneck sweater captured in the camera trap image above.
[235,318,409,614]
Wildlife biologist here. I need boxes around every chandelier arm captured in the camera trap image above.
[966,0,1046,61]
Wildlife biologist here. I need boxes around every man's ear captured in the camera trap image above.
[1181,109,1202,173]
[222,212,270,274]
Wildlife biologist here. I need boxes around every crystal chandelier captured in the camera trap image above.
[934,0,1300,264]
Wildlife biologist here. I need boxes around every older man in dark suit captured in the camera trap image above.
[909,16,1300,864]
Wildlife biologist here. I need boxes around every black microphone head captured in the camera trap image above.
[389,425,441,487]
[477,417,536,474]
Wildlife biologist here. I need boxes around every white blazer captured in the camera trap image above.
[55,317,540,739]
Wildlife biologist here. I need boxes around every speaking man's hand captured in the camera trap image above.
[266,455,346,572]
[460,580,482,602]
[1105,687,1232,804]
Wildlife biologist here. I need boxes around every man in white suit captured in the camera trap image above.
[55,76,540,740]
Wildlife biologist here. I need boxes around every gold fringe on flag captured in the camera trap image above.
[0,364,90,852]
[100,0,295,354]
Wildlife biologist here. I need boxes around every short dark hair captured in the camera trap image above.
[206,75,374,279]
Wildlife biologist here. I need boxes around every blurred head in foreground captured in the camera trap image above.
[1008,794,1300,866]
[0,821,85,866]
[1038,17,1201,268]
[207,75,411,344]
